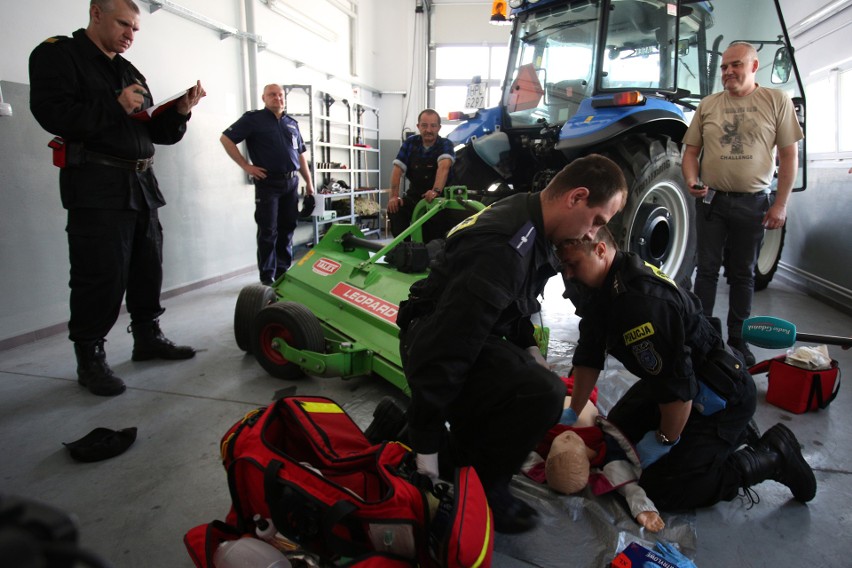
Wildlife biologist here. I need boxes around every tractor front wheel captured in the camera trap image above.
[601,134,697,288]
[252,302,326,379]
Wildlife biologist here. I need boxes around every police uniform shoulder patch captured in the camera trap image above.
[509,221,536,257]
[43,36,70,44]
[446,206,488,238]
[643,261,678,288]
[632,339,663,375]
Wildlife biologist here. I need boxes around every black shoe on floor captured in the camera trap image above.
[728,338,756,366]
[75,341,126,397]
[734,422,816,503]
[759,423,817,503]
[130,320,196,361]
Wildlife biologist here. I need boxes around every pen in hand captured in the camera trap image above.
[132,78,147,96]
[117,80,148,114]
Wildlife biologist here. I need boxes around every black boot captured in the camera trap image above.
[733,423,816,503]
[364,397,409,445]
[130,320,196,361]
[75,340,126,397]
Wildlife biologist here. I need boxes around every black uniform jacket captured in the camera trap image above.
[29,29,190,210]
[399,192,561,451]
[572,252,724,404]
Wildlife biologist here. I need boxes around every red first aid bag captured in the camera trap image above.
[185,395,493,568]
[751,356,841,414]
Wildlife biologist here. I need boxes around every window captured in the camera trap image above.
[432,44,509,136]
[806,65,852,159]
[839,68,852,153]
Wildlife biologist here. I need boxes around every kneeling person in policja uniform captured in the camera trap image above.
[558,227,816,511]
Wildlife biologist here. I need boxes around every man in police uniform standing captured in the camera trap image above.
[387,109,455,237]
[559,227,816,511]
[29,0,205,397]
[396,155,627,533]
[221,84,315,285]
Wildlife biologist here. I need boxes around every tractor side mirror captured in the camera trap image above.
[771,46,792,84]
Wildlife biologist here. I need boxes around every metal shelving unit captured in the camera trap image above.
[284,85,382,244]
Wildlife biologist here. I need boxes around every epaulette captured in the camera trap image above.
[42,36,70,44]
[612,272,628,296]
[508,221,536,257]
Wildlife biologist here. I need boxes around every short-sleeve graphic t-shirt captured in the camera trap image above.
[683,86,803,192]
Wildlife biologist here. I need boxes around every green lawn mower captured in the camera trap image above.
[233,186,486,394]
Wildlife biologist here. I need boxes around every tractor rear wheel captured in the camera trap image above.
[755,224,786,291]
[600,134,696,288]
[252,302,326,379]
[234,284,276,353]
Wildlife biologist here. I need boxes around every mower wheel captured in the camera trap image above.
[234,284,277,353]
[252,302,326,379]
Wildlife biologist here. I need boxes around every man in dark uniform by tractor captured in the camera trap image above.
[396,155,627,533]
[221,84,316,285]
[387,109,455,238]
[558,227,816,512]
[29,0,206,397]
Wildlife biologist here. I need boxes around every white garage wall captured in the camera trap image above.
[0,0,418,346]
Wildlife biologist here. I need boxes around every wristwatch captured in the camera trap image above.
[655,429,678,446]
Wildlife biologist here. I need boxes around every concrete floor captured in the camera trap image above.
[1,268,851,567]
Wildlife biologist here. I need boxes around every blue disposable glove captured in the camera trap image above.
[635,430,679,469]
[653,541,697,568]
[559,407,578,426]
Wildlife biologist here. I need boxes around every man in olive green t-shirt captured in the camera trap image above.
[682,41,803,365]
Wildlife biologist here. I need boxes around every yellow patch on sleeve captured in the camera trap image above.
[44,37,60,43]
[643,261,677,288]
[446,206,489,237]
[623,322,655,345]
[299,401,344,414]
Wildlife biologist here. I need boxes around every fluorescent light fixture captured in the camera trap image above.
[327,0,358,19]
[264,0,340,43]
[143,0,264,44]
[788,0,852,37]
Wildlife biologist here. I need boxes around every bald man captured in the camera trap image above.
[682,41,803,366]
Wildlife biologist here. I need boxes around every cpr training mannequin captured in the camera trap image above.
[542,396,665,533]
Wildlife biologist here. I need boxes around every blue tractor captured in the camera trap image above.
[449,0,805,288]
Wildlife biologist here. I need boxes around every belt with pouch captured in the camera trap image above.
[85,150,153,172]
